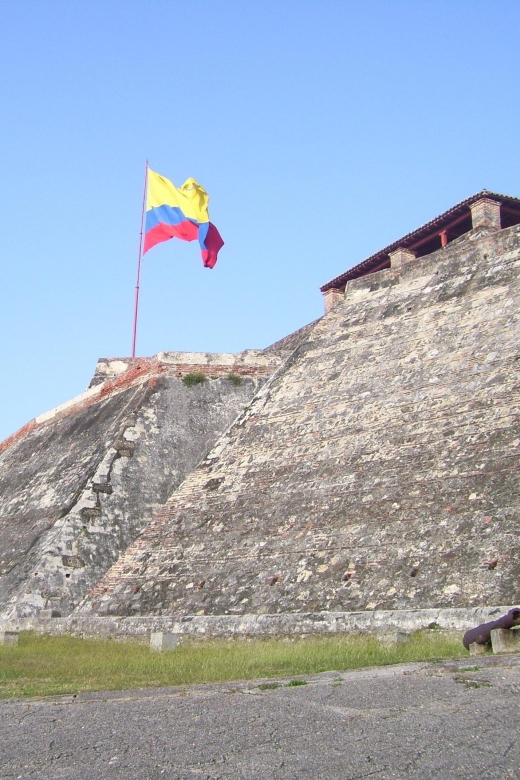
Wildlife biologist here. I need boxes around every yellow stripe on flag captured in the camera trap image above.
[147,169,210,223]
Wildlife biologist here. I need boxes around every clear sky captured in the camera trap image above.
[1,1,519,442]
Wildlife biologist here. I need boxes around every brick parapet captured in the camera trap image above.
[470,197,501,230]
[0,356,279,457]
[323,288,344,313]
[90,350,282,387]
[389,247,416,270]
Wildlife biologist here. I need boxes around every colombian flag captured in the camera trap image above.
[144,169,224,268]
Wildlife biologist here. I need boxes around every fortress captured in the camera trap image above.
[2,191,520,638]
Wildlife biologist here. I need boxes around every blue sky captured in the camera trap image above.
[1,1,519,441]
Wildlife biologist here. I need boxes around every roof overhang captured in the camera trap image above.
[320,191,520,293]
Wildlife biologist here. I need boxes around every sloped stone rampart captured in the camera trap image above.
[81,225,520,618]
[0,371,262,619]
[0,351,279,448]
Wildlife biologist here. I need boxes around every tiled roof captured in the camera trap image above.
[320,191,520,292]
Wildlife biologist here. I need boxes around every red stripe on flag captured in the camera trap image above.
[143,221,199,253]
[201,223,224,268]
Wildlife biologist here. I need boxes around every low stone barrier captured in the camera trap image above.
[1,606,516,642]
[0,631,19,646]
[490,627,520,654]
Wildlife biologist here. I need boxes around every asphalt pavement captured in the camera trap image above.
[1,654,519,779]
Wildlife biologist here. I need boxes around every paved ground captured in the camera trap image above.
[1,655,520,779]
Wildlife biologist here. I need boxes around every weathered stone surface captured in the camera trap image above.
[39,609,61,619]
[469,642,490,656]
[0,324,320,623]
[2,605,514,641]
[149,631,178,652]
[378,631,410,644]
[0,359,274,620]
[490,627,520,654]
[0,630,18,646]
[80,224,520,619]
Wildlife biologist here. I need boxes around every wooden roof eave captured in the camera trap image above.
[320,190,520,293]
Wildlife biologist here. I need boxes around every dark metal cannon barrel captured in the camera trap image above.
[463,608,520,650]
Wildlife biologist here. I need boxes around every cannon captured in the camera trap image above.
[463,608,520,650]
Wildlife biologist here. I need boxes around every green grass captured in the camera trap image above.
[182,371,207,387]
[227,373,243,386]
[0,631,466,700]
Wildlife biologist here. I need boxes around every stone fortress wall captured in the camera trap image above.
[78,222,520,620]
[2,195,520,638]
[0,338,314,621]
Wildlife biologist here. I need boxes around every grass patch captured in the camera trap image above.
[227,373,243,386]
[0,631,466,700]
[182,371,207,387]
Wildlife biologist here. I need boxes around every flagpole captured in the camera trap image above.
[131,159,148,358]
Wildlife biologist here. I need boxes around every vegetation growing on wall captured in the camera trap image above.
[227,373,243,386]
[182,372,207,387]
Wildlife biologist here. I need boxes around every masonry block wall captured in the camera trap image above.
[0,313,317,621]
[0,368,266,620]
[81,224,520,618]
